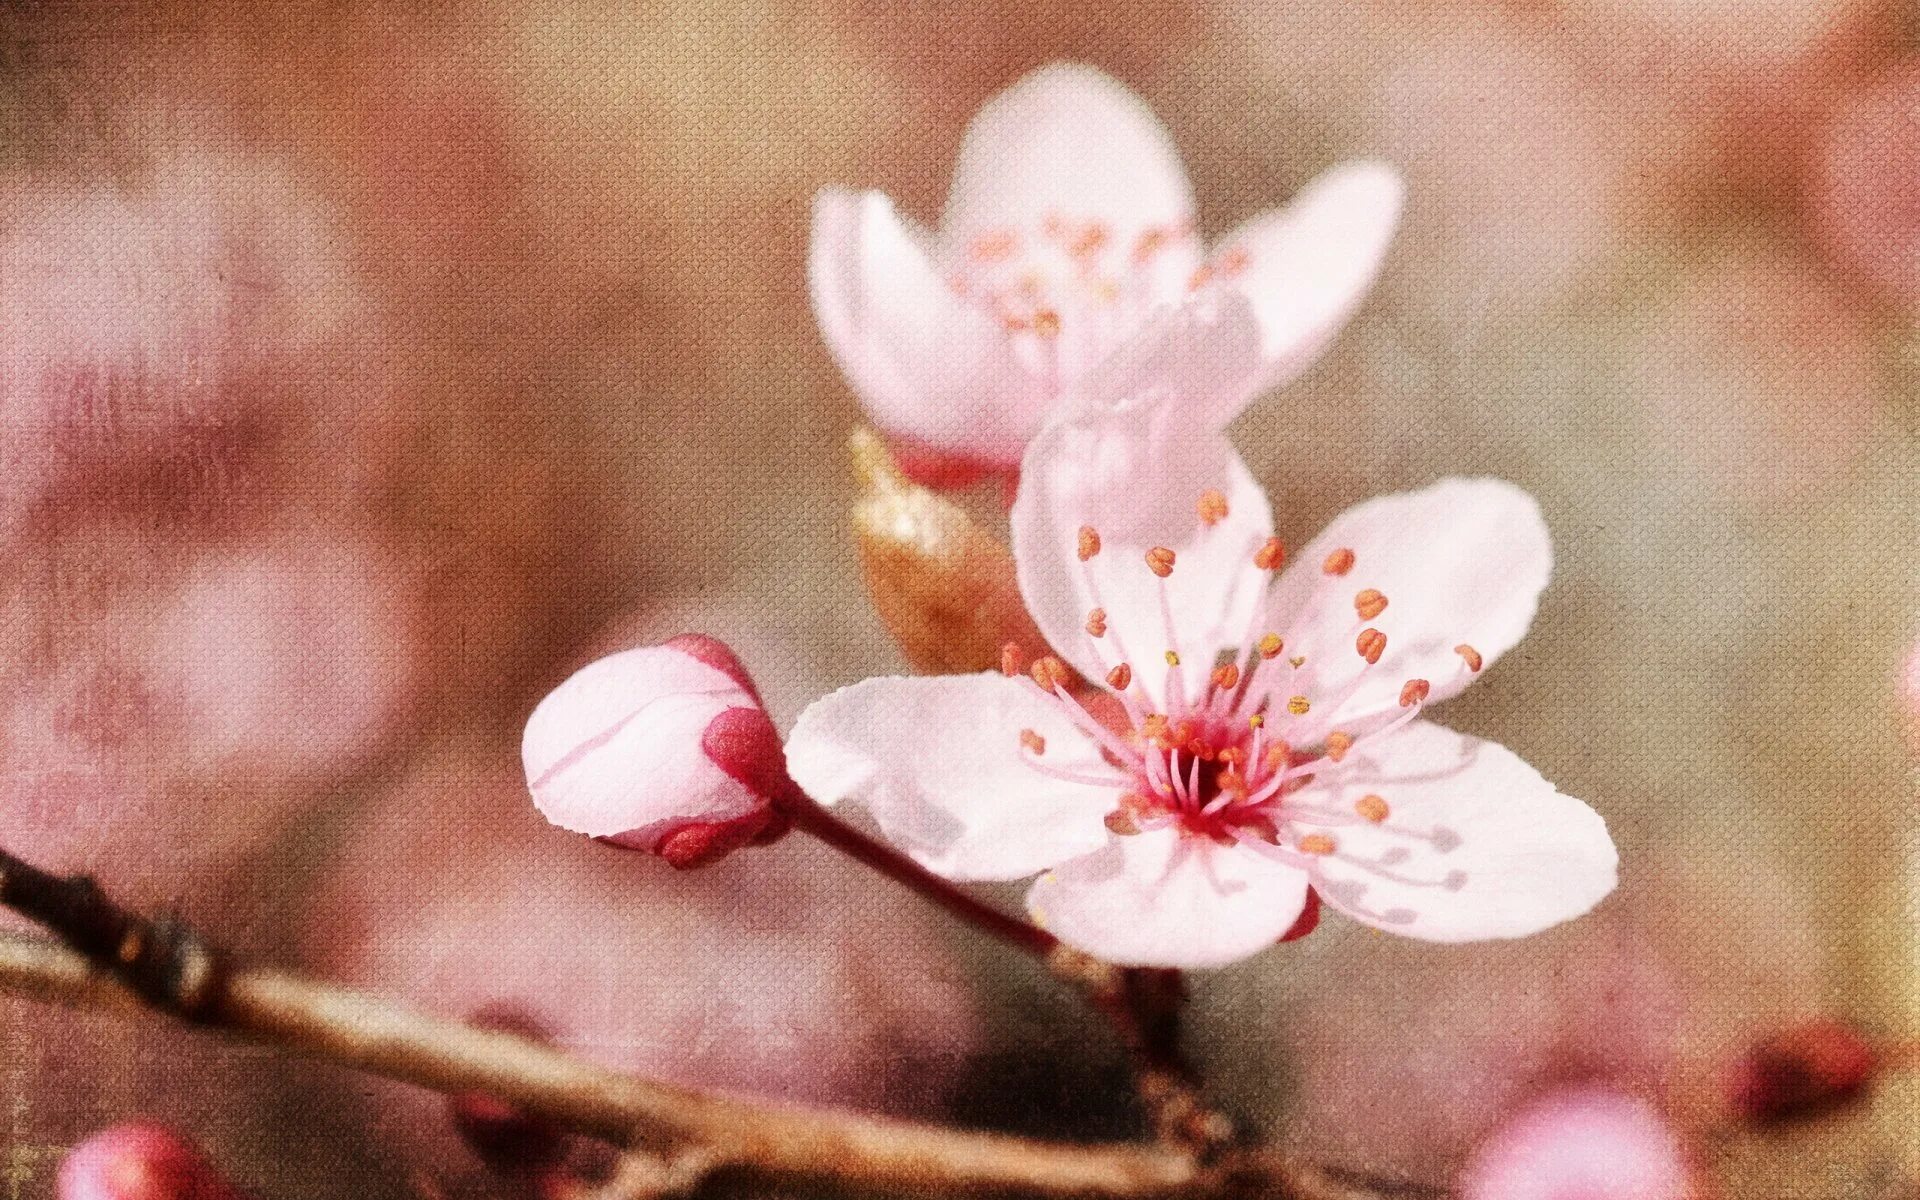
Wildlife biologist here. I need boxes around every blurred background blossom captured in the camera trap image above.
[1,2,1917,1197]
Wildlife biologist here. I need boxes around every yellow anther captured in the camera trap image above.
[1286,695,1311,716]
[1258,633,1284,660]
[1165,650,1181,667]
[1324,732,1353,762]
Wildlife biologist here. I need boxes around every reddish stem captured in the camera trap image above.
[777,790,1059,959]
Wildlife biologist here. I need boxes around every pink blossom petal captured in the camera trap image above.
[1460,1087,1692,1200]
[1260,477,1550,732]
[522,645,761,841]
[1297,720,1616,942]
[1013,298,1273,707]
[785,673,1118,881]
[1027,826,1311,968]
[809,187,1040,463]
[941,63,1195,290]
[1207,160,1403,401]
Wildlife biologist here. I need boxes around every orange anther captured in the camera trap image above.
[1077,526,1102,561]
[1258,633,1284,660]
[1324,731,1353,762]
[1356,628,1387,665]
[1253,537,1286,571]
[1299,833,1338,856]
[1085,607,1108,638]
[1019,728,1047,755]
[1197,489,1230,527]
[1105,808,1142,836]
[1212,663,1241,691]
[1322,547,1356,576]
[1145,546,1177,577]
[1000,642,1024,678]
[1399,678,1431,708]
[1106,663,1133,692]
[1030,656,1071,692]
[1354,794,1390,824]
[1262,742,1289,771]
[1141,714,1170,743]
[1068,223,1109,260]
[1355,589,1388,620]
[1455,643,1484,672]
[968,229,1017,262]
[1032,309,1062,338]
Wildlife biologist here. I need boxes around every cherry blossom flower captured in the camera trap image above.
[523,634,792,867]
[808,62,1402,480]
[786,299,1616,968]
[1458,1087,1694,1200]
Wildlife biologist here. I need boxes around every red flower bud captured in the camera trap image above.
[57,1123,248,1200]
[448,1004,570,1175]
[523,634,792,867]
[1725,1018,1878,1125]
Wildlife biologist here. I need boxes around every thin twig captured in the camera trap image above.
[0,843,1433,1200]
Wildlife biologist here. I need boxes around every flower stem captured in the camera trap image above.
[777,790,1060,959]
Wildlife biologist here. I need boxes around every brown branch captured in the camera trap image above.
[0,844,1433,1200]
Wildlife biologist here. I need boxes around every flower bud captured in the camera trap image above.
[448,1004,570,1175]
[1460,1088,1694,1200]
[58,1123,248,1200]
[523,634,790,867]
[1724,1018,1878,1126]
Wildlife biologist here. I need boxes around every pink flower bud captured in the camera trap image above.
[1460,1088,1694,1200]
[1724,1018,1878,1126]
[522,634,790,867]
[58,1123,248,1200]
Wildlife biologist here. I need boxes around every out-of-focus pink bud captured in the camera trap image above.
[522,634,790,867]
[448,1004,571,1175]
[1724,1018,1879,1126]
[1459,1087,1695,1200]
[57,1122,248,1200]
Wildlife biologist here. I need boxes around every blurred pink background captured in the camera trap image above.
[2,2,1917,1196]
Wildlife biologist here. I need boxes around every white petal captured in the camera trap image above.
[1207,160,1403,399]
[942,64,1193,266]
[785,673,1119,881]
[1027,827,1311,968]
[1258,477,1551,734]
[1292,720,1616,943]
[525,658,759,842]
[808,187,1043,464]
[1012,299,1275,708]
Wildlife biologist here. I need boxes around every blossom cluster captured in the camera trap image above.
[525,64,1618,971]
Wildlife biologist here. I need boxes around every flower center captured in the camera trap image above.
[946,213,1195,383]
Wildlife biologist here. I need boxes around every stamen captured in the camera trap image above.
[1253,537,1285,571]
[1032,309,1062,338]
[1106,663,1133,691]
[1322,547,1356,576]
[1164,650,1181,668]
[1355,628,1387,665]
[1299,833,1338,856]
[1288,655,1306,668]
[1248,713,1265,728]
[1287,695,1311,716]
[1145,546,1176,578]
[1085,607,1108,638]
[1354,794,1390,823]
[1212,663,1240,692]
[1354,589,1388,620]
[1258,633,1284,659]
[1019,728,1047,755]
[1399,678,1431,708]
[1197,489,1229,527]
[1324,731,1353,762]
[1078,526,1102,561]
[1031,656,1072,693]
[1455,643,1484,672]
[1000,642,1025,678]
